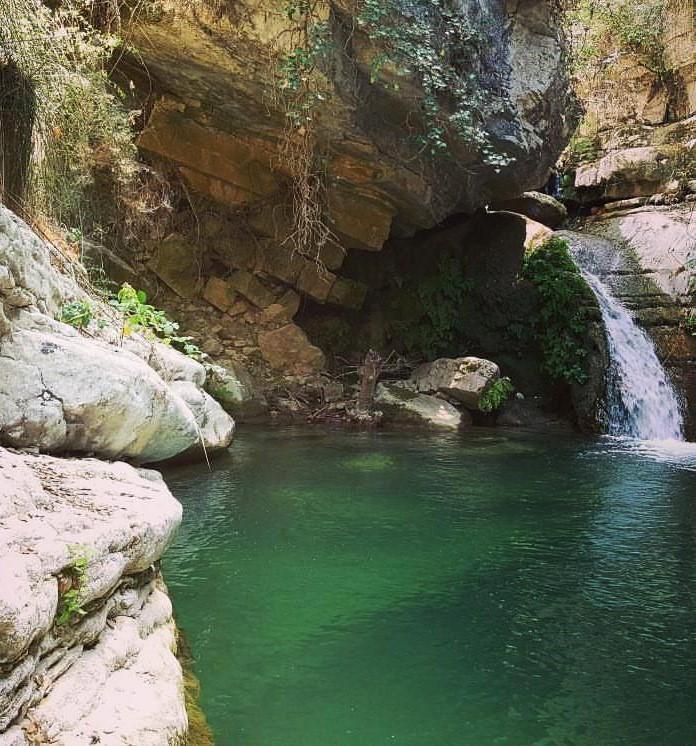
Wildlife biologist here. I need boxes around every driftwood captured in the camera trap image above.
[356,349,383,413]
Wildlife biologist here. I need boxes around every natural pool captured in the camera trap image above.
[163,428,696,745]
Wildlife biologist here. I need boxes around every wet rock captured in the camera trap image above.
[411,357,501,411]
[375,382,468,430]
[169,380,236,452]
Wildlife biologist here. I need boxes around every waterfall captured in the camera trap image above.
[579,269,684,441]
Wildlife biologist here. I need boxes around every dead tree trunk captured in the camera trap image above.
[356,349,383,414]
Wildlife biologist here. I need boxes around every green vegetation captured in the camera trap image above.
[0,0,138,229]
[56,547,90,627]
[110,283,203,359]
[569,0,668,77]
[60,299,94,330]
[356,0,509,166]
[390,255,472,360]
[479,377,513,413]
[522,237,593,385]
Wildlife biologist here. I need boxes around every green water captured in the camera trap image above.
[163,428,696,745]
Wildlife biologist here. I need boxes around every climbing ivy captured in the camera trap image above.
[522,237,593,385]
[357,0,510,165]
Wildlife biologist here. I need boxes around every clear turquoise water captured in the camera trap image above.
[163,428,696,746]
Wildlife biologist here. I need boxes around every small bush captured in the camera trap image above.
[522,237,593,385]
[110,283,203,359]
[479,376,513,413]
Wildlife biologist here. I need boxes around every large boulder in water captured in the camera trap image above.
[411,357,501,411]
[375,382,469,430]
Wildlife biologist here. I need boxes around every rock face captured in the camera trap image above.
[0,448,187,744]
[0,205,235,462]
[125,0,572,238]
[491,191,568,228]
[560,208,696,436]
[375,383,469,430]
[564,0,695,206]
[104,0,573,374]
[411,357,501,410]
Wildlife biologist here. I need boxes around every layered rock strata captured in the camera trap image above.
[0,449,186,745]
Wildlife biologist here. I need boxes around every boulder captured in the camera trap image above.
[228,269,277,309]
[492,191,568,228]
[0,205,236,463]
[169,380,235,452]
[258,323,326,374]
[0,325,201,463]
[202,276,237,312]
[0,448,186,744]
[204,362,269,422]
[411,357,501,410]
[147,234,202,299]
[375,382,468,430]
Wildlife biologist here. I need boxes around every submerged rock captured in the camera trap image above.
[0,448,186,744]
[375,382,469,430]
[411,357,501,411]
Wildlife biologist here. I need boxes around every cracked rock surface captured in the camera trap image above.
[0,205,234,463]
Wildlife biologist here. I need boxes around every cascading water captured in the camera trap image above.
[577,268,684,441]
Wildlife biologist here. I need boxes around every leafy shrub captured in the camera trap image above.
[522,237,593,385]
[61,299,94,330]
[479,376,513,413]
[390,255,472,360]
[110,283,203,359]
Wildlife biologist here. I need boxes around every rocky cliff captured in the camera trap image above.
[0,206,235,741]
[87,0,576,393]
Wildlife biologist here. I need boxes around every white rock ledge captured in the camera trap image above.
[0,448,187,745]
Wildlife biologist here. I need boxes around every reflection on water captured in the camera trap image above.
[163,428,696,746]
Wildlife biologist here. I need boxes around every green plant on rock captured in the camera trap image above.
[55,547,90,627]
[357,0,510,166]
[390,255,472,360]
[479,376,513,413]
[60,299,94,330]
[522,237,593,385]
[110,283,203,359]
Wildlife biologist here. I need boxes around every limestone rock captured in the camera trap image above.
[258,323,326,374]
[327,276,369,310]
[411,357,501,410]
[0,326,200,463]
[523,217,553,251]
[492,191,568,228]
[205,362,269,422]
[375,382,468,430]
[0,205,231,463]
[0,448,186,744]
[169,380,236,451]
